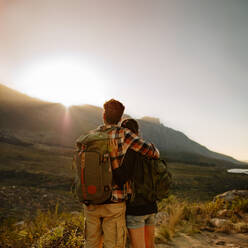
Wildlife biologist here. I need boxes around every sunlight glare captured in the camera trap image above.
[16,58,107,107]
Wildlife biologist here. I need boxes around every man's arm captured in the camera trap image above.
[123,129,160,159]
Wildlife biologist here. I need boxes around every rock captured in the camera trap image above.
[70,211,82,216]
[216,240,226,245]
[217,209,230,218]
[234,222,248,233]
[209,218,228,228]
[214,190,248,203]
[155,212,169,225]
[226,245,241,248]
[14,221,25,226]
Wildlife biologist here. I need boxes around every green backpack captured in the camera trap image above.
[130,155,172,204]
[73,129,113,205]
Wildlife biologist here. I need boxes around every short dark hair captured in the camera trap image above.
[121,118,139,134]
[103,99,125,124]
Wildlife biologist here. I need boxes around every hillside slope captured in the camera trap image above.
[0,83,241,164]
[138,118,238,164]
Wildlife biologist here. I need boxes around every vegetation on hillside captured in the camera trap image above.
[1,142,248,221]
[0,195,248,248]
[156,195,248,242]
[0,205,85,248]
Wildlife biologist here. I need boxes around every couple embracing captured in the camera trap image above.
[75,99,160,248]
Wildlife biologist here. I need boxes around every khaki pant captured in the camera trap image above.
[84,202,126,248]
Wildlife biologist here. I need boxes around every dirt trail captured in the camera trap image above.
[156,232,248,248]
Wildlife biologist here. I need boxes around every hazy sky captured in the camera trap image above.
[0,0,247,160]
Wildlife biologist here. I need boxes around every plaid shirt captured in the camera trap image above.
[97,124,160,202]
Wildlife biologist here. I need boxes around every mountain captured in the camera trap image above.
[0,83,241,165]
[138,117,239,164]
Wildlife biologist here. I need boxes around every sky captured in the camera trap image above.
[0,0,247,161]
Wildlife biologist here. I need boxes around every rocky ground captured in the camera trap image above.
[0,185,82,222]
[155,190,248,248]
[156,232,248,248]
[1,186,248,248]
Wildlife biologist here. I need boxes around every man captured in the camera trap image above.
[78,99,159,248]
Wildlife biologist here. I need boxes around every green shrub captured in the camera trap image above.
[0,205,85,248]
[37,218,85,248]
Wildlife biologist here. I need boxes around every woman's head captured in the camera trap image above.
[121,118,139,135]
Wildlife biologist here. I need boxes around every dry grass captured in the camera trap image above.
[155,195,248,242]
[1,195,248,247]
[0,204,85,248]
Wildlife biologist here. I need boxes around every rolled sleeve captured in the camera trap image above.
[124,129,160,159]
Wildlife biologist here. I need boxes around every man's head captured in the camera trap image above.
[121,118,139,135]
[103,99,125,125]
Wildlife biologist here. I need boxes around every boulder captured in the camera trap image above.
[214,190,248,203]
[217,209,231,218]
[209,218,228,228]
[155,212,169,225]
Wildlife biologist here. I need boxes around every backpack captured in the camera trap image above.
[113,149,172,204]
[132,157,172,203]
[123,151,172,206]
[73,129,113,205]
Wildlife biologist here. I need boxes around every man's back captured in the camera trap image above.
[76,124,160,203]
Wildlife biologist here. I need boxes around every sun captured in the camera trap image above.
[15,58,108,107]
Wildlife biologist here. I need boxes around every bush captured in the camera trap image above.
[37,218,85,248]
[155,195,248,242]
[0,205,85,248]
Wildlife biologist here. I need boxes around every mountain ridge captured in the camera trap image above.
[0,83,241,165]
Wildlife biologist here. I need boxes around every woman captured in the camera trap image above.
[121,119,157,248]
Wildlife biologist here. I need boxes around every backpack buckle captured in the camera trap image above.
[103,153,109,163]
[81,144,87,151]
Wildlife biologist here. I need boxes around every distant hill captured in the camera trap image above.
[0,83,242,165]
[138,118,239,164]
